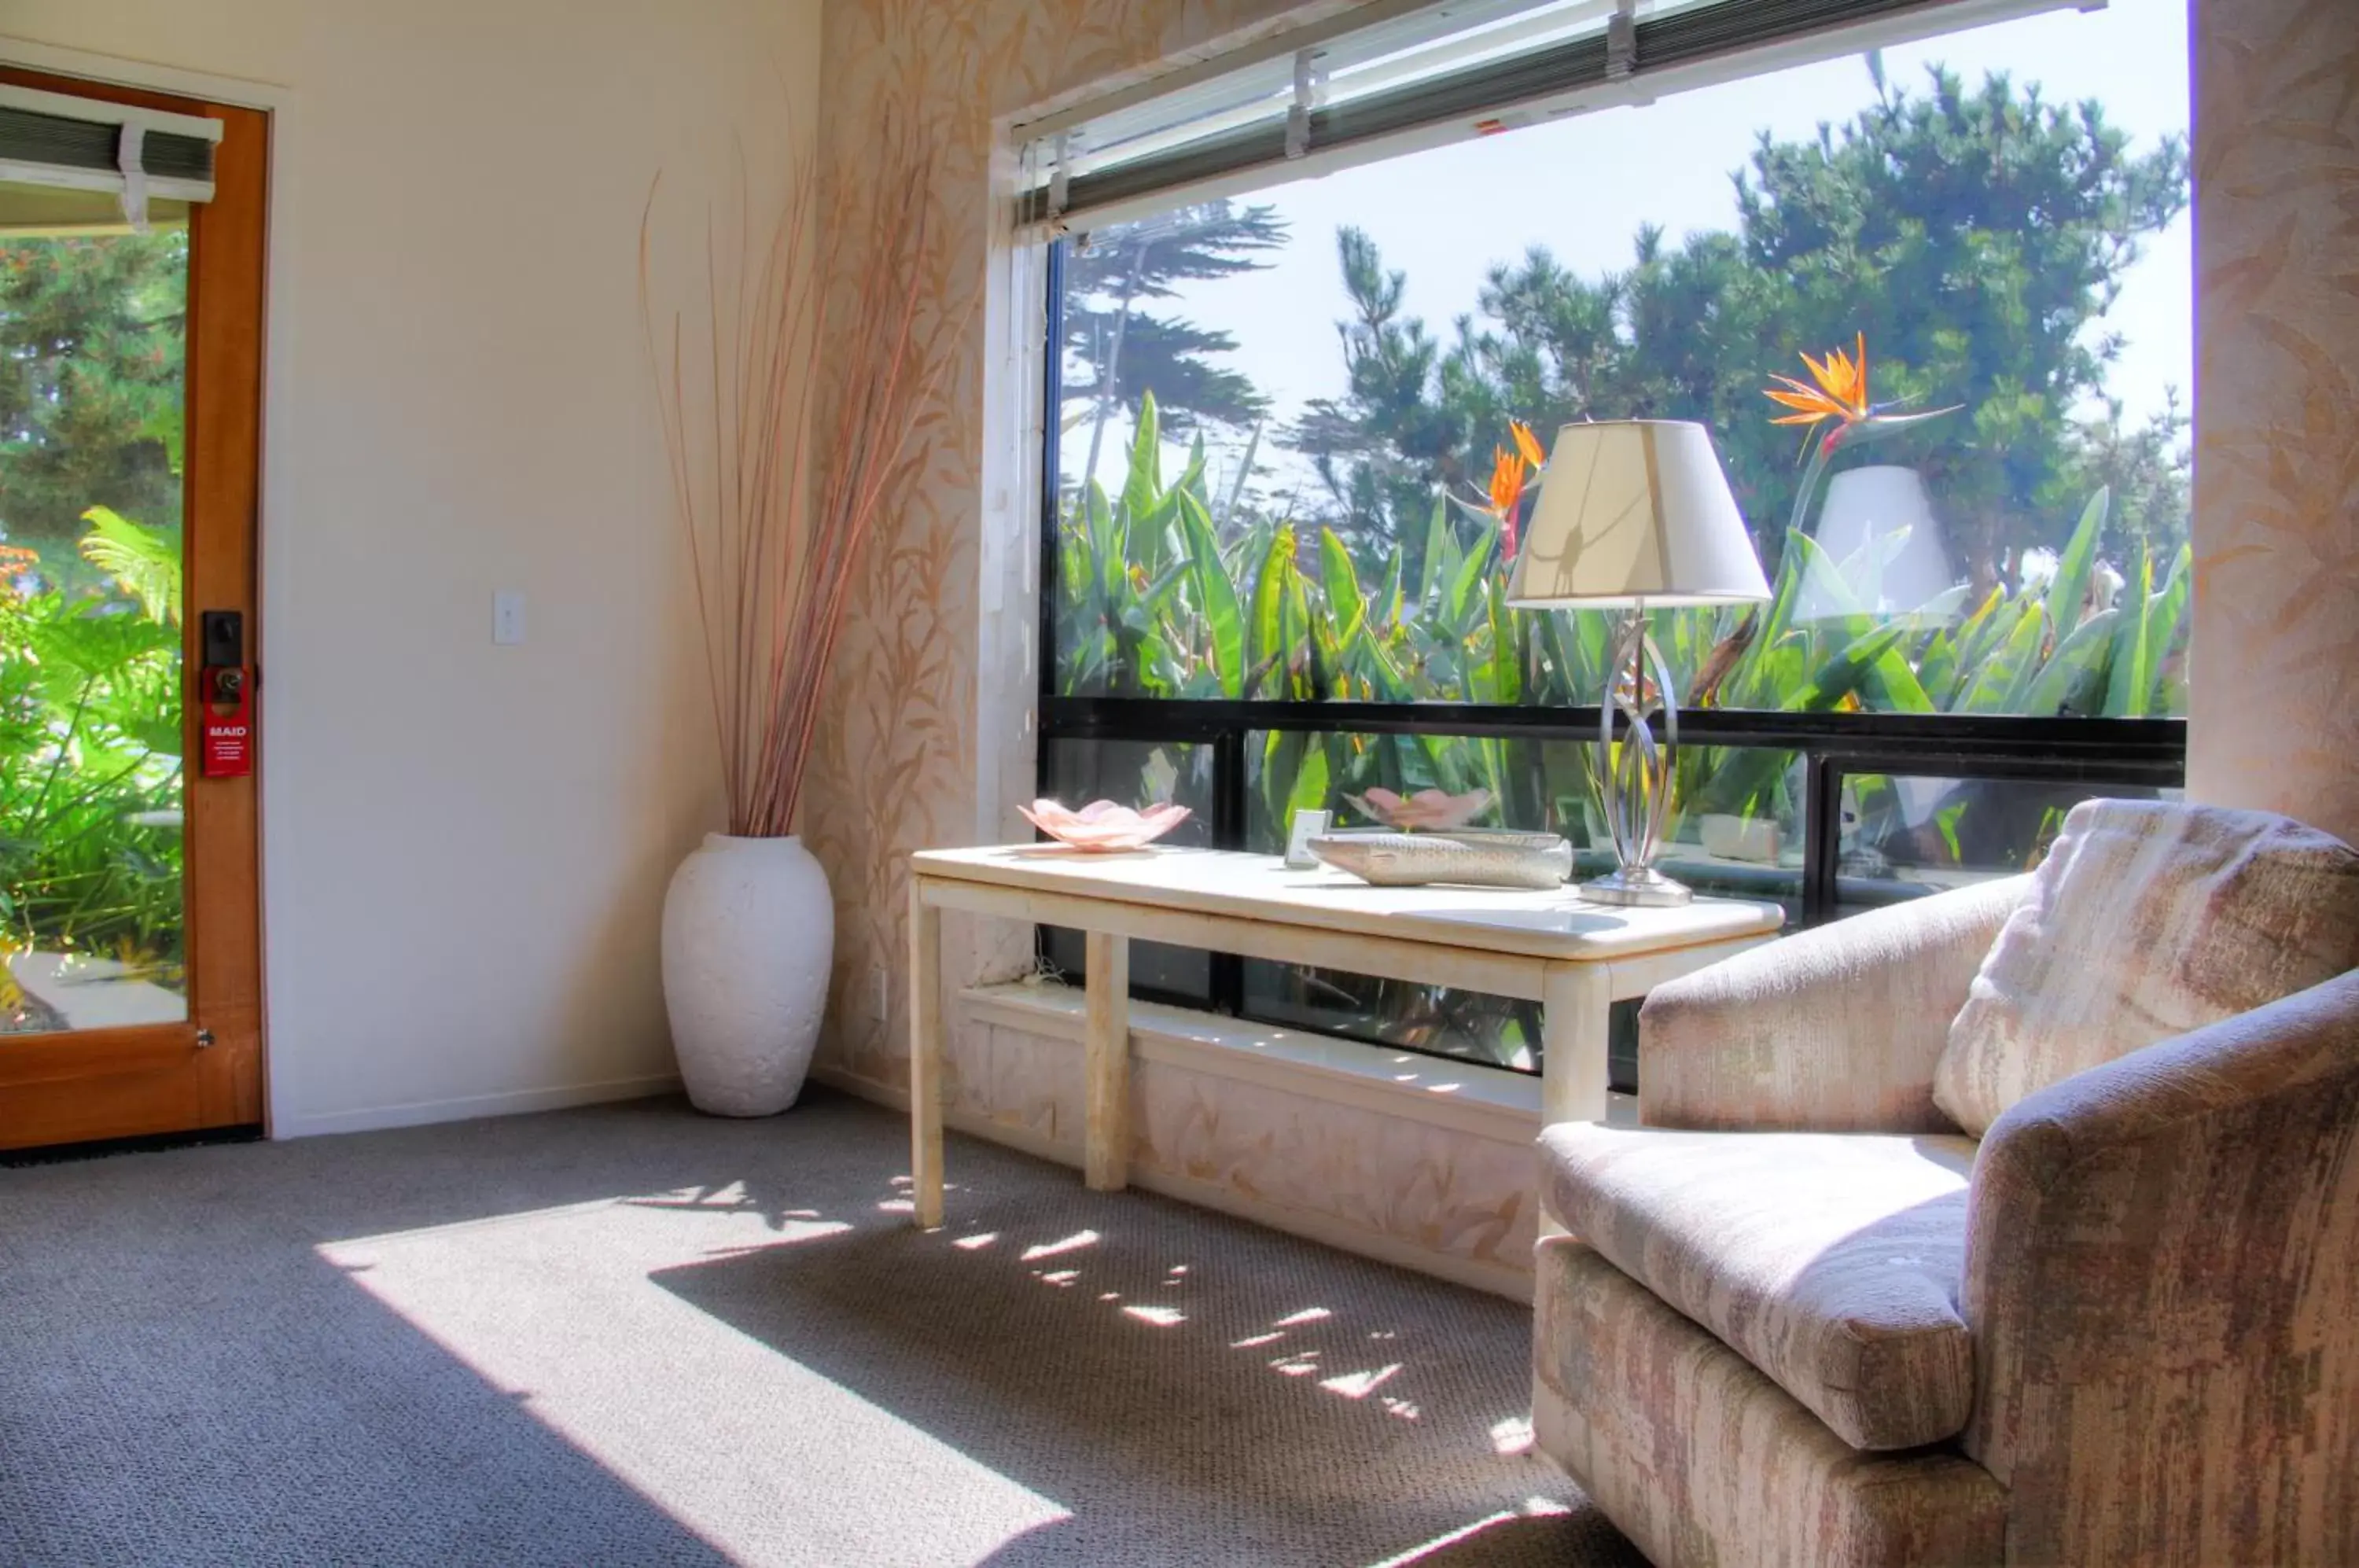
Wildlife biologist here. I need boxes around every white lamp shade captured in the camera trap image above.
[1504,421,1770,609]
[1795,465,1955,621]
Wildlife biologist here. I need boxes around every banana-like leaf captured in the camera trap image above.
[2044,486,2110,642]
[1415,496,1449,613]
[2102,548,2156,718]
[1375,547,1404,632]
[1121,392,1162,525]
[1444,525,1496,628]
[1176,491,1244,698]
[1245,529,1294,697]
[1319,527,1367,654]
[2019,608,2119,718]
[1955,603,2047,713]
[2143,543,2194,716]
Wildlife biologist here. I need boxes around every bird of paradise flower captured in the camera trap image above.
[1764,333,1958,542]
[1461,418,1547,558]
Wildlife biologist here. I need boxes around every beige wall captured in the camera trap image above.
[4,0,824,1134]
[2188,0,2359,843]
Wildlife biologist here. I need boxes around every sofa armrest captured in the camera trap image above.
[1638,874,2026,1132]
[1960,969,2359,1566]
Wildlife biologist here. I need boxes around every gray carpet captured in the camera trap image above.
[0,1090,1641,1566]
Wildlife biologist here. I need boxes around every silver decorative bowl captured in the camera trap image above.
[1308,830,1573,889]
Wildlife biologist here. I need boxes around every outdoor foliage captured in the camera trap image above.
[1058,392,2189,850]
[1287,68,2191,590]
[1,229,187,565]
[1,226,190,1030]
[1054,61,2192,850]
[0,510,187,1029]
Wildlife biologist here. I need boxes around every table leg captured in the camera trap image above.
[1540,963,1614,1127]
[1083,929,1130,1191]
[909,880,944,1229]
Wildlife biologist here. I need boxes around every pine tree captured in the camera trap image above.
[0,230,186,565]
[1062,201,1287,484]
[1290,67,2190,586]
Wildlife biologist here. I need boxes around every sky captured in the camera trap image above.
[1063,0,2193,503]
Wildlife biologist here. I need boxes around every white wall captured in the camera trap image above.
[3,0,824,1135]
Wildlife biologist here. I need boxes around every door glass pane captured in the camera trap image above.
[1,183,190,1033]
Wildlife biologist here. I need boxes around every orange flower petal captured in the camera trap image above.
[1510,418,1545,469]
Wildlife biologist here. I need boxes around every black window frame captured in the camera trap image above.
[1033,230,2186,1066]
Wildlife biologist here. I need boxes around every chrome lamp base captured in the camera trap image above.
[1579,604,1689,907]
[1580,865,1693,907]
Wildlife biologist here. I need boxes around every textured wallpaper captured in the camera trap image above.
[2189,0,2359,843]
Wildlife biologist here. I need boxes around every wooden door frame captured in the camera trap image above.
[0,62,270,1149]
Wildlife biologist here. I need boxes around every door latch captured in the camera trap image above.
[194,1028,215,1049]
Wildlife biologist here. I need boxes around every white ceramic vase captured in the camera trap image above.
[661,833,834,1116]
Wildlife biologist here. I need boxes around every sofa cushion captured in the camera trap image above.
[1534,1238,2008,1568]
[1934,801,2359,1137]
[1540,1121,1977,1451]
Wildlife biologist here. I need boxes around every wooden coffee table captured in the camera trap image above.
[903,845,1784,1228]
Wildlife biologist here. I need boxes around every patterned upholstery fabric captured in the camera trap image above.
[1642,877,2026,1134]
[1533,1237,2008,1568]
[1541,1123,1978,1450]
[1961,970,2359,1566]
[1533,806,2359,1563]
[1935,800,2359,1136]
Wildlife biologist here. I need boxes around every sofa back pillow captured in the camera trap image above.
[1934,800,2359,1137]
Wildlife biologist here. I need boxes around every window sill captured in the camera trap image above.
[962,978,1636,1143]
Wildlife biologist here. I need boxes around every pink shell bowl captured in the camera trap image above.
[1345,786,1493,831]
[1018,798,1193,852]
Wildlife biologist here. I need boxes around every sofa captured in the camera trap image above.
[1532,800,2359,1566]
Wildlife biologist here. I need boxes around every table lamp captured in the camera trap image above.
[1505,421,1771,906]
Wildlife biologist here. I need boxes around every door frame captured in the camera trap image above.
[0,38,296,1147]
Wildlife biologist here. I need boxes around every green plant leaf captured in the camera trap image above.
[1956,602,2048,713]
[2143,543,2193,716]
[2044,486,2110,642]
[76,507,182,627]
[1121,392,1162,525]
[2102,548,2157,718]
[1318,526,1367,654]
[1176,491,1244,698]
[2019,607,2119,717]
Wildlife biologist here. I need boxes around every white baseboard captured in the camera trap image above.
[810,1062,1533,1304]
[272,1073,683,1139]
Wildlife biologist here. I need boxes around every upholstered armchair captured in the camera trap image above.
[1531,801,2359,1567]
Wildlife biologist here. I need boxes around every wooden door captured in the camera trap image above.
[0,68,267,1150]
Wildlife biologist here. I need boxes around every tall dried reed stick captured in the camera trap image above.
[639,120,950,837]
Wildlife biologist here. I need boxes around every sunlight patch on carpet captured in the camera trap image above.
[319,1198,1066,1562]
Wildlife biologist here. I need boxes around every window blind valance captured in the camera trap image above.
[1015,0,2103,234]
[0,85,223,230]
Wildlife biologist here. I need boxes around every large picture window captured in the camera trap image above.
[1036,0,2191,1077]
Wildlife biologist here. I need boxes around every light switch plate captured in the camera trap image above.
[493,590,526,646]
